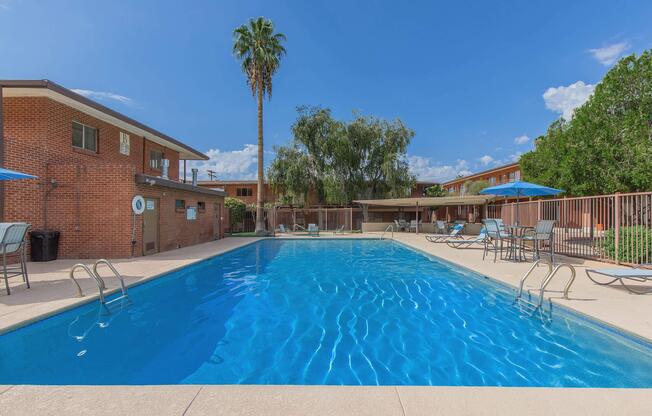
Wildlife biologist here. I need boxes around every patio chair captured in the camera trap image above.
[308,223,320,237]
[434,220,447,234]
[398,219,409,231]
[409,220,422,233]
[425,223,465,243]
[585,268,652,294]
[0,223,31,295]
[482,219,513,262]
[333,225,346,234]
[394,220,406,232]
[521,220,556,262]
[446,227,488,249]
[278,224,288,233]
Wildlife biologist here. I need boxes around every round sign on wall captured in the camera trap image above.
[132,195,145,215]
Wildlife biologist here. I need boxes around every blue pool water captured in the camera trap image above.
[1,239,652,386]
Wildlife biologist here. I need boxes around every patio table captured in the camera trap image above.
[504,225,534,262]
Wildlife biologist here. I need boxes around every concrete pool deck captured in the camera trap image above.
[0,233,651,415]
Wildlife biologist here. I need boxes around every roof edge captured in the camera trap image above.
[441,162,519,186]
[0,79,208,161]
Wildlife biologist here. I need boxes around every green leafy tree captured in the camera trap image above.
[521,50,652,196]
[233,17,286,234]
[465,180,490,195]
[268,107,416,218]
[424,184,446,197]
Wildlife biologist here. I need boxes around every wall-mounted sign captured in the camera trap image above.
[187,206,197,220]
[146,200,155,210]
[131,195,145,215]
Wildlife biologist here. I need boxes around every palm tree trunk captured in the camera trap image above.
[255,84,266,235]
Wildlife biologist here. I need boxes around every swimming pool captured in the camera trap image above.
[1,239,652,386]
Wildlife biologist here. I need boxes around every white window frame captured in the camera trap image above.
[72,121,98,152]
[119,132,130,155]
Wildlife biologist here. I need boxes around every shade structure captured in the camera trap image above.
[479,180,563,224]
[0,167,37,181]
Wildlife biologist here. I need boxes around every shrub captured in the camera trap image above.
[601,226,652,264]
[225,197,246,228]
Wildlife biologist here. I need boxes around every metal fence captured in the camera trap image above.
[487,192,652,266]
[273,207,354,232]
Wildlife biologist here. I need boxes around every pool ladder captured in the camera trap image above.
[380,224,394,240]
[69,259,130,313]
[514,259,576,319]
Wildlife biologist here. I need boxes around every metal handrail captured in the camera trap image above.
[538,263,576,307]
[93,259,126,297]
[69,263,105,301]
[516,259,553,299]
[380,224,394,240]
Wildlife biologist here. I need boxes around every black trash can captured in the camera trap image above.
[30,230,60,262]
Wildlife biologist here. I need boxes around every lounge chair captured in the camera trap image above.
[0,223,30,295]
[446,227,487,248]
[585,268,652,294]
[308,223,320,237]
[425,223,465,243]
[333,225,346,234]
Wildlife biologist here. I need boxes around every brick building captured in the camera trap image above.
[197,180,437,205]
[442,162,521,195]
[0,80,226,259]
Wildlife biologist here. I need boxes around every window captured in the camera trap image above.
[489,177,496,185]
[175,199,186,211]
[508,172,516,182]
[236,187,253,197]
[72,121,97,152]
[197,201,206,211]
[515,170,521,180]
[150,150,163,170]
[119,132,130,155]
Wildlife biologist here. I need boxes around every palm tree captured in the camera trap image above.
[233,17,286,235]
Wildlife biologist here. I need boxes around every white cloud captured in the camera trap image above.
[0,0,13,10]
[589,42,629,66]
[72,89,133,105]
[513,135,530,145]
[508,151,523,163]
[187,144,259,180]
[478,155,494,166]
[543,81,595,120]
[408,156,471,182]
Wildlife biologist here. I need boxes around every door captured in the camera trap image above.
[143,198,159,255]
[213,203,222,240]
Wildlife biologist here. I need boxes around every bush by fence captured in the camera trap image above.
[601,226,652,264]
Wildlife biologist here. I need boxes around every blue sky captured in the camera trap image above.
[1,0,650,182]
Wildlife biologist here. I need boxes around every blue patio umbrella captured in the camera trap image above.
[480,180,563,224]
[0,167,37,181]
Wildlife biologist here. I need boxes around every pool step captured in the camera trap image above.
[69,259,130,313]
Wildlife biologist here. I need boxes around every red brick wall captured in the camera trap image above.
[2,96,221,259]
[136,185,223,253]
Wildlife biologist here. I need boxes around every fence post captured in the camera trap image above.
[615,192,621,264]
[537,199,541,221]
[350,207,353,231]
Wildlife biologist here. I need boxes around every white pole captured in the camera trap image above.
[416,202,420,235]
